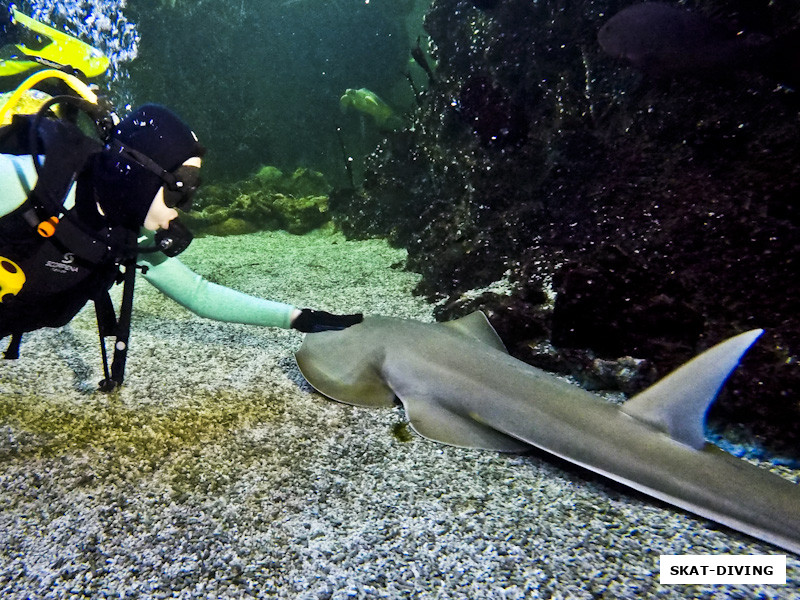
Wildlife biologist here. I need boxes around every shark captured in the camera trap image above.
[296,312,800,554]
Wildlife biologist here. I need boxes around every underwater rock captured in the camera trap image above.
[254,165,284,186]
[199,218,261,237]
[550,251,705,362]
[272,194,328,235]
[186,166,331,236]
[457,76,528,148]
[285,168,332,200]
[471,0,500,10]
[251,165,332,198]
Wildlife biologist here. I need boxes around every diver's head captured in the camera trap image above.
[80,104,204,237]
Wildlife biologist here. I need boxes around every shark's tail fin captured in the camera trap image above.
[621,329,764,449]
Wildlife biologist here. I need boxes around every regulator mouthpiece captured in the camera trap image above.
[154,219,193,257]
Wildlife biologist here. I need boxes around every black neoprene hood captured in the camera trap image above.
[86,104,203,229]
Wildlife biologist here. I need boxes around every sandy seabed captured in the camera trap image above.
[1,228,797,599]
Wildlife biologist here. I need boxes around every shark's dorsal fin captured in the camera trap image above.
[621,329,763,450]
[441,311,508,354]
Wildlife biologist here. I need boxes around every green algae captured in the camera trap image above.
[0,389,300,506]
[185,166,331,236]
[391,422,414,443]
[272,193,328,234]
[0,390,281,465]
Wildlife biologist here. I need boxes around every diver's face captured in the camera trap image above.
[142,156,202,231]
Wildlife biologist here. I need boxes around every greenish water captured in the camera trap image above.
[19,0,431,184]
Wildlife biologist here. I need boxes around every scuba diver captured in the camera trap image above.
[0,7,362,391]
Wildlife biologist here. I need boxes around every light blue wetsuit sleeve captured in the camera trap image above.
[137,231,297,329]
[1,153,297,329]
[0,153,57,215]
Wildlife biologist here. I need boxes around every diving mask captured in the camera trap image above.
[161,164,201,211]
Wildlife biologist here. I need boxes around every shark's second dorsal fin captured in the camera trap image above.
[621,329,763,450]
[441,311,508,354]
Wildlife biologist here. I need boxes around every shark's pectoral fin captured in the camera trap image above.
[398,392,529,452]
[441,311,509,353]
[621,329,763,450]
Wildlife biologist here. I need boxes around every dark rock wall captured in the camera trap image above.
[331,0,800,456]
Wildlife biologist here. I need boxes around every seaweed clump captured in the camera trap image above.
[331,0,800,457]
[185,166,331,236]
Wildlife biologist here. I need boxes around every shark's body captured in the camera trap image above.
[296,312,800,554]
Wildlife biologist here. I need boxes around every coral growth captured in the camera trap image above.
[185,166,330,236]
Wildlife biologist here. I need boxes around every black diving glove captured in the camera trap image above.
[291,309,364,333]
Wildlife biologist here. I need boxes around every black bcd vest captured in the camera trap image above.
[0,191,140,392]
[0,202,134,339]
[0,110,143,390]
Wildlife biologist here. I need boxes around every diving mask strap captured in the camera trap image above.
[105,138,205,193]
[106,139,178,188]
[106,139,202,209]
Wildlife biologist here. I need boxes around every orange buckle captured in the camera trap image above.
[37,216,59,237]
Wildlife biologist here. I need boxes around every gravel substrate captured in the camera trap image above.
[1,227,797,599]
